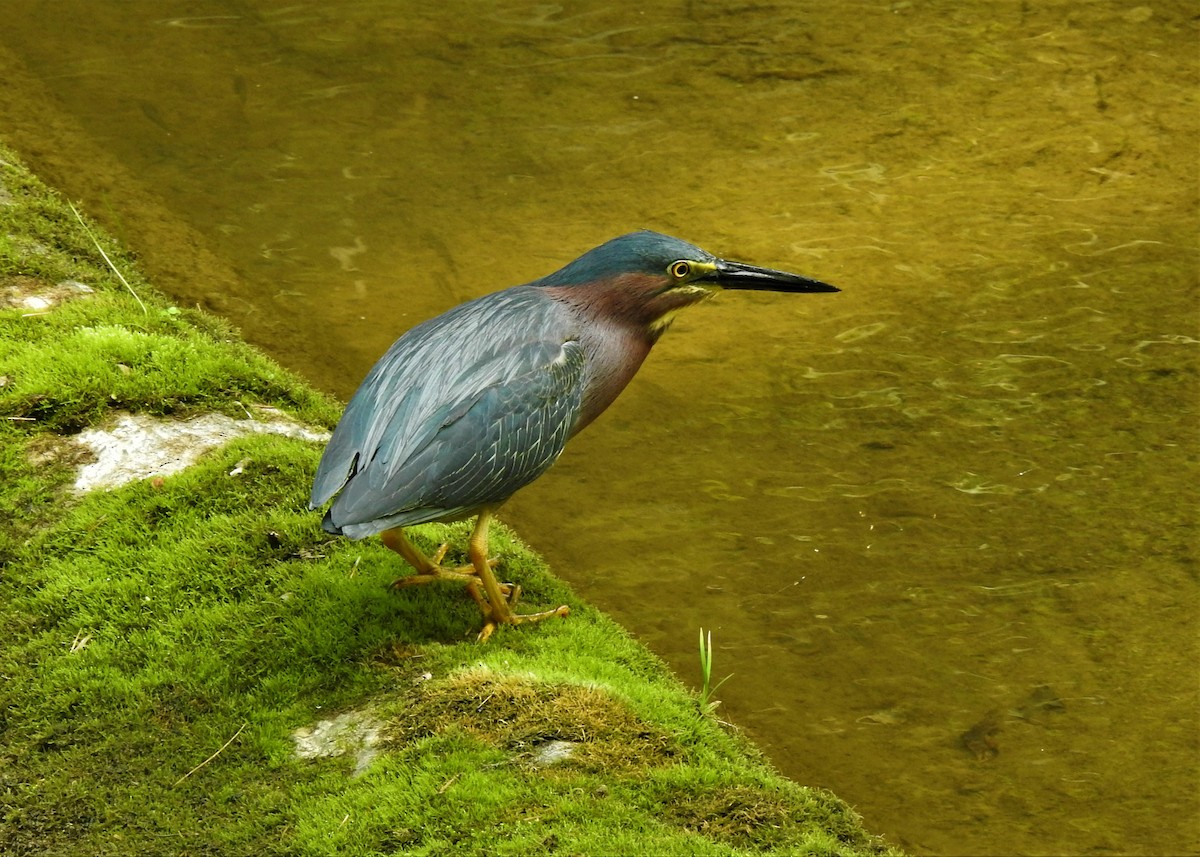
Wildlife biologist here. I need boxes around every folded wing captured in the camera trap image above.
[310,287,585,538]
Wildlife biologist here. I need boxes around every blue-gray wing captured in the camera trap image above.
[310,287,585,539]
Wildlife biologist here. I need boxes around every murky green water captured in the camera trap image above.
[3,2,1197,853]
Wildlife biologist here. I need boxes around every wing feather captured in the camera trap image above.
[310,286,586,538]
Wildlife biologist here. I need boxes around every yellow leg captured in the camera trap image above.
[382,527,500,589]
[380,511,569,640]
[469,509,570,642]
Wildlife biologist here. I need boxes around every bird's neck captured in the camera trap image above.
[543,273,695,335]
[542,281,663,434]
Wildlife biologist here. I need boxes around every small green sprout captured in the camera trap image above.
[698,627,732,713]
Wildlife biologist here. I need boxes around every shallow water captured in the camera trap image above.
[3,2,1197,853]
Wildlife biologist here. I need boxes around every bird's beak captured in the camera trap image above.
[707,259,840,293]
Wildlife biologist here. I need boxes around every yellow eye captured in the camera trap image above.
[669,260,691,279]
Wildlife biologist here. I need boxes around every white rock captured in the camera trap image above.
[293,709,383,777]
[72,410,329,493]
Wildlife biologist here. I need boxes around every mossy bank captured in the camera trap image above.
[0,143,897,856]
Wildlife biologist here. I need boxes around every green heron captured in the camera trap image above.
[310,230,838,639]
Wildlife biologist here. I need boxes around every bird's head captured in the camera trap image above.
[537,230,838,337]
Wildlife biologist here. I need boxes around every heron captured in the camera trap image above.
[310,230,838,639]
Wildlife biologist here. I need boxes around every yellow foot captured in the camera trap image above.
[390,566,514,600]
[477,604,571,642]
[391,569,567,642]
[387,542,504,592]
[379,518,569,642]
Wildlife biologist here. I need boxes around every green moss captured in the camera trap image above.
[0,294,335,431]
[0,141,896,856]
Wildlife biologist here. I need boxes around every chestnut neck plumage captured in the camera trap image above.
[545,272,712,340]
[542,274,714,434]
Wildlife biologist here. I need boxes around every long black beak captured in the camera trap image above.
[708,258,840,293]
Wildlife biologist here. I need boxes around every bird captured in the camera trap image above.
[310,230,839,639]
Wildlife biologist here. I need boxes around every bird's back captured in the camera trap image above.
[310,285,587,538]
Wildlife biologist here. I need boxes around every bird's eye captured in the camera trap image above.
[669,260,691,279]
